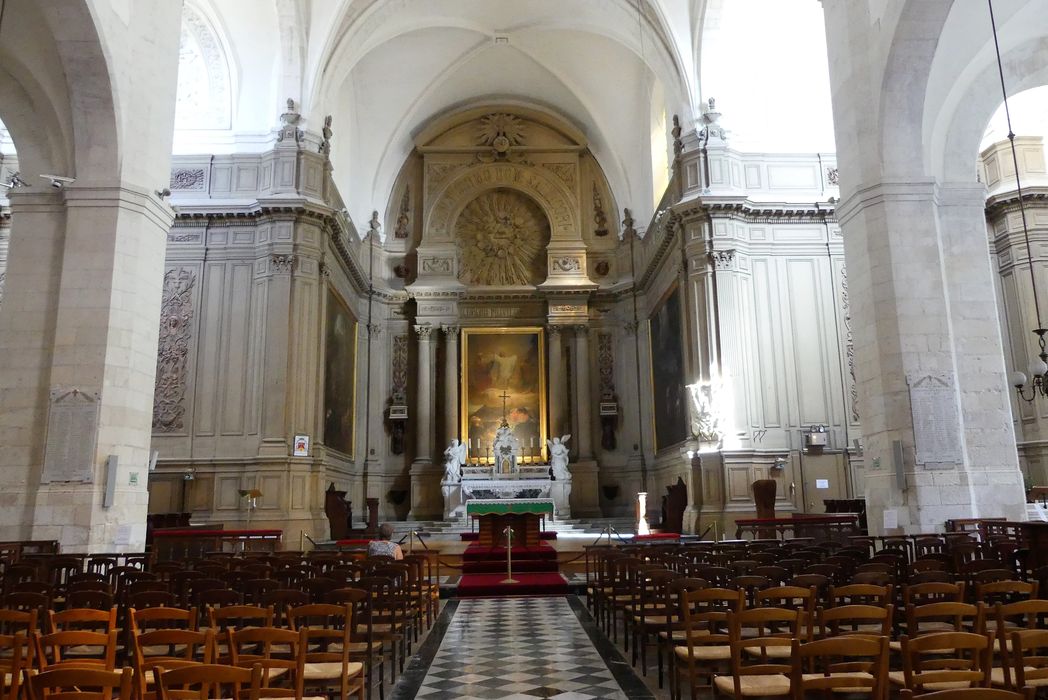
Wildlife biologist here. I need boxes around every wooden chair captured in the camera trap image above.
[905,583,966,607]
[713,635,792,698]
[33,630,118,671]
[817,604,893,639]
[890,632,993,694]
[48,608,117,634]
[0,608,38,636]
[329,588,383,700]
[830,584,893,607]
[994,629,1048,691]
[992,600,1048,654]
[128,591,176,610]
[286,604,366,700]
[976,581,1036,608]
[259,590,308,627]
[630,568,677,676]
[901,689,1032,700]
[672,587,743,700]
[354,577,404,686]
[227,626,305,693]
[132,629,215,700]
[790,635,889,700]
[0,632,28,700]
[24,666,133,700]
[130,607,197,634]
[154,662,263,700]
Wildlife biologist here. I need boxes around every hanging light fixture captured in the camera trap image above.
[990,0,1048,401]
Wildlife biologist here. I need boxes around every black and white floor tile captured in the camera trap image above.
[393,596,654,700]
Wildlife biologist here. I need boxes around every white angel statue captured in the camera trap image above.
[442,439,466,483]
[547,434,571,480]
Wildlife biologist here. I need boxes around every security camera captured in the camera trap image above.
[155,188,171,200]
[40,174,75,189]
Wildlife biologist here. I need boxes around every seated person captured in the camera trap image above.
[367,523,404,560]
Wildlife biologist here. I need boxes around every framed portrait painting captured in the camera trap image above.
[460,327,547,462]
[323,287,357,457]
[648,284,688,452]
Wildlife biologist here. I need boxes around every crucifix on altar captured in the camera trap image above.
[492,388,522,475]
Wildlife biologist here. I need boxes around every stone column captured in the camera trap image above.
[573,325,594,460]
[409,324,440,519]
[443,325,459,445]
[0,188,172,552]
[836,181,1026,534]
[414,324,436,464]
[547,326,567,437]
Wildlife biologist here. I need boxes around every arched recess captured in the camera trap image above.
[176,2,234,131]
[426,162,578,246]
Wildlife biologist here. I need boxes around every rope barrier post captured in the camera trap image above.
[501,525,518,584]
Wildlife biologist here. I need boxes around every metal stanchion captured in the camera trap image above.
[501,525,518,584]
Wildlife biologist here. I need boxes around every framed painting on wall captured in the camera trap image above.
[649,284,688,452]
[323,286,357,457]
[461,327,547,462]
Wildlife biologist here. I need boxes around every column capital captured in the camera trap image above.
[573,324,590,337]
[442,324,460,337]
[546,324,569,337]
[414,324,435,340]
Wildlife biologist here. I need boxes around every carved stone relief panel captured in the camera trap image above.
[455,189,550,286]
[153,267,197,433]
[840,263,859,422]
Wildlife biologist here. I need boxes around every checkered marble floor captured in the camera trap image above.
[410,597,635,700]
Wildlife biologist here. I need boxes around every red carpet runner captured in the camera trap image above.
[457,542,568,597]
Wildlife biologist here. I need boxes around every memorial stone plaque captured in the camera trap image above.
[906,374,962,468]
[42,388,100,483]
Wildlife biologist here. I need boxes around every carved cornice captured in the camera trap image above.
[984,187,1048,218]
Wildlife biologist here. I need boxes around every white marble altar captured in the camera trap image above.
[441,432,572,519]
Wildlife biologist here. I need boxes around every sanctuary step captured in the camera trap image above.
[386,515,637,541]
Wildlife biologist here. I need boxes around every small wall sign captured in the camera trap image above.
[293,435,310,457]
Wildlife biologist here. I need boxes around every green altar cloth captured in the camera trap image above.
[466,499,555,517]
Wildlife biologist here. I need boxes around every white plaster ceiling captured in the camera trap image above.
[176,0,837,225]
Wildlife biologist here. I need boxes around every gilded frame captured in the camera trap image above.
[648,282,688,453]
[460,326,547,463]
[323,285,358,459]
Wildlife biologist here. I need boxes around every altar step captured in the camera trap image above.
[386,516,637,540]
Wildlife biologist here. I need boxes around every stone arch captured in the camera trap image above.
[937,35,1048,183]
[424,162,579,244]
[877,0,953,180]
[177,2,233,130]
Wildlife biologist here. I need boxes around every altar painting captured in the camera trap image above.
[461,327,546,463]
[649,285,688,452]
[324,287,357,457]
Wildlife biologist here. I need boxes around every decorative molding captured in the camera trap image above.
[394,186,411,239]
[542,162,575,187]
[427,162,576,241]
[318,262,331,278]
[442,324,460,337]
[712,249,736,270]
[414,324,435,340]
[456,190,548,286]
[840,264,859,422]
[550,303,585,314]
[826,167,840,186]
[623,320,639,336]
[170,168,206,191]
[425,162,468,198]
[551,257,582,273]
[153,268,196,433]
[391,334,409,397]
[593,260,611,278]
[269,254,295,274]
[474,112,527,159]
[460,306,524,319]
[597,332,615,398]
[420,256,453,275]
[0,271,5,308]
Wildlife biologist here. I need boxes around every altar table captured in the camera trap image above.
[466,499,554,547]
